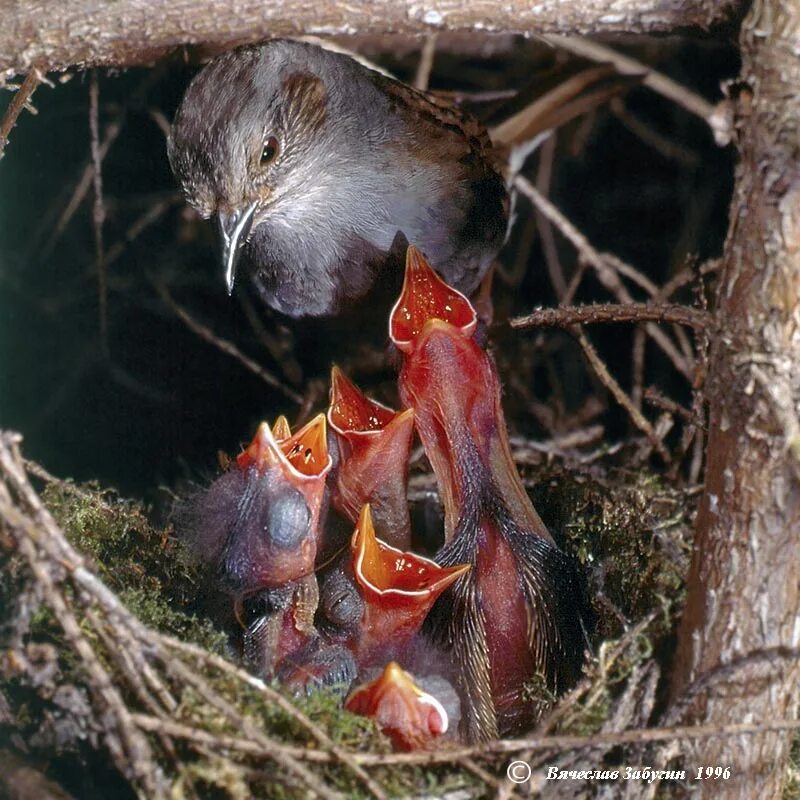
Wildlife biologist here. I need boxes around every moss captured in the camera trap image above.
[528,465,693,641]
[40,480,226,648]
[0,462,700,798]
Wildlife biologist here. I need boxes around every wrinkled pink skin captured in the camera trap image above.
[390,248,586,740]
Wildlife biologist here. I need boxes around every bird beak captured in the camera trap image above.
[349,505,469,666]
[389,245,477,351]
[218,202,258,295]
[328,367,415,547]
[345,661,450,750]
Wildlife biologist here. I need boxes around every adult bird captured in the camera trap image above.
[168,39,631,318]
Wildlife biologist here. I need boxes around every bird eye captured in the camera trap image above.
[260,136,279,166]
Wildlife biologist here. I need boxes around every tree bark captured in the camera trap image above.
[670,0,800,797]
[0,0,741,78]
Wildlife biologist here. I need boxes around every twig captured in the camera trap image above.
[610,97,701,167]
[0,71,40,159]
[631,326,646,411]
[152,280,303,404]
[414,34,438,91]
[167,655,342,800]
[159,635,389,800]
[0,480,166,797]
[36,70,164,263]
[644,387,704,429]
[541,35,720,131]
[535,132,568,300]
[510,303,711,332]
[89,71,109,356]
[514,176,695,379]
[106,193,183,267]
[576,330,670,462]
[130,711,800,767]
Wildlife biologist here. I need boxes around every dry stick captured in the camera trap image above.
[577,330,670,462]
[87,607,167,719]
[493,616,658,800]
[6,440,383,799]
[89,71,109,356]
[514,176,694,379]
[131,711,800,767]
[601,249,660,297]
[152,280,303,404]
[0,499,166,799]
[541,35,718,128]
[36,70,163,262]
[0,70,40,159]
[457,756,503,791]
[644,387,702,428]
[610,97,701,168]
[414,33,438,91]
[536,132,568,299]
[510,303,711,332]
[631,325,646,412]
[102,610,179,714]
[238,294,303,387]
[105,194,183,267]
[165,657,341,800]
[159,635,389,800]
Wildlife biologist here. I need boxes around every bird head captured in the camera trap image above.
[327,366,415,547]
[320,505,468,668]
[345,661,452,751]
[168,41,337,295]
[215,413,331,594]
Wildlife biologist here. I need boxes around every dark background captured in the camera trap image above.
[0,34,737,501]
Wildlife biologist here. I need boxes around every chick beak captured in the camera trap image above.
[389,245,477,351]
[345,661,450,750]
[218,202,257,295]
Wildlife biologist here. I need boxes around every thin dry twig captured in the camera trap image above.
[0,71,41,159]
[131,710,800,767]
[576,330,670,462]
[514,176,694,380]
[542,35,720,131]
[152,279,303,404]
[89,71,109,356]
[1,432,389,799]
[159,635,389,800]
[414,34,438,91]
[510,303,711,332]
[36,70,164,263]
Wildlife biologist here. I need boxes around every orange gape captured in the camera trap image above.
[229,414,332,590]
[347,505,468,667]
[327,368,415,550]
[390,246,588,741]
[345,662,451,751]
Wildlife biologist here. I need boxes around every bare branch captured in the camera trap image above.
[0,71,41,158]
[542,35,722,134]
[510,302,711,332]
[152,280,304,404]
[0,1,743,77]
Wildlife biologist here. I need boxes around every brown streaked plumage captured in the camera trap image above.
[168,39,508,317]
[168,40,638,318]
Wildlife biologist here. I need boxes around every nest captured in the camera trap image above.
[1,31,767,800]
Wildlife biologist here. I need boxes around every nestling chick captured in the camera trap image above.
[345,661,460,751]
[390,246,589,741]
[318,504,469,671]
[327,366,415,549]
[176,414,331,603]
